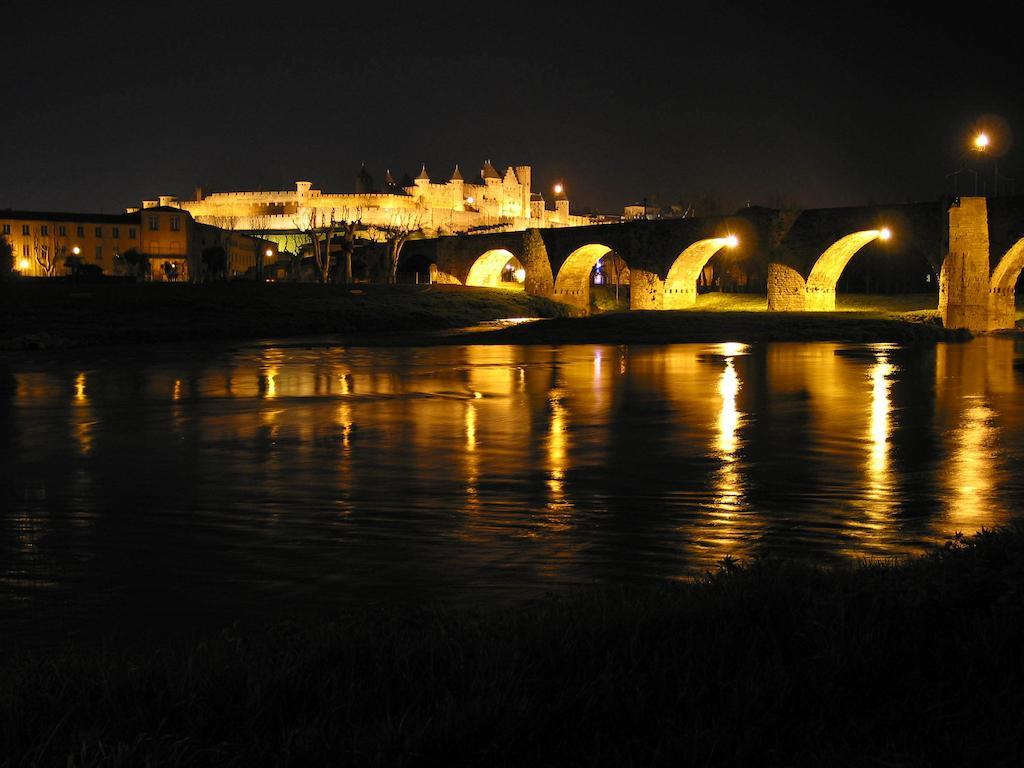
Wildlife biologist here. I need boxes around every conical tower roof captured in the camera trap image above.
[481,159,500,180]
[416,164,430,181]
[450,164,464,182]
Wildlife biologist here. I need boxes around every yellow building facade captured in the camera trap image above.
[1,207,273,280]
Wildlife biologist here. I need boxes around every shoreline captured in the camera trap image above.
[0,283,979,355]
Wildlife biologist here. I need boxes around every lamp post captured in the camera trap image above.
[972,131,998,196]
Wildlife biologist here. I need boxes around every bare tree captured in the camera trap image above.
[369,211,423,283]
[294,208,338,284]
[333,219,364,284]
[31,226,63,276]
[248,213,273,281]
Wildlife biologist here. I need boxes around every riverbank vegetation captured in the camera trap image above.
[3,524,1024,766]
[0,282,572,351]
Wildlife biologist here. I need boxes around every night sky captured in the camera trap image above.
[2,3,1019,215]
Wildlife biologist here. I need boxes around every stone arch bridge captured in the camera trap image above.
[398,196,1024,331]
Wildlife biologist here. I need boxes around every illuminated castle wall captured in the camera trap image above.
[139,162,594,241]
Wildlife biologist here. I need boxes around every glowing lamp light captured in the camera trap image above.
[553,183,564,195]
[724,235,739,248]
[974,132,990,150]
[265,248,274,257]
[17,258,30,271]
[513,267,526,283]
[878,227,892,241]
[71,246,81,255]
[466,196,475,204]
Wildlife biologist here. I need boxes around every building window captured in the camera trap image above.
[148,215,159,231]
[77,225,85,237]
[2,224,9,235]
[112,226,120,238]
[128,227,136,239]
[95,245,102,261]
[40,225,48,236]
[22,225,30,236]
[170,217,180,232]
[22,244,29,257]
[95,226,103,238]
[59,225,67,236]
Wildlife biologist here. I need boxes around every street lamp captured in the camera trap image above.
[972,131,998,196]
[71,246,81,256]
[553,183,564,196]
[879,227,892,241]
[724,235,739,248]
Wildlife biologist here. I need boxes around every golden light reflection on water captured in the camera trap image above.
[867,351,896,509]
[948,399,999,529]
[703,346,747,558]
[546,389,572,528]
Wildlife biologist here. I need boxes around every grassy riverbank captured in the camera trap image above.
[0,282,973,352]
[0,281,572,351]
[3,525,1024,766]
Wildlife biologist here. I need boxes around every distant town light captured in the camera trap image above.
[724,235,739,248]
[974,132,990,150]
[553,183,564,195]
[879,227,892,241]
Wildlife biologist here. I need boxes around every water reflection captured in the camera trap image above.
[3,338,1024,641]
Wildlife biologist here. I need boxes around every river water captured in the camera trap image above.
[2,338,1022,643]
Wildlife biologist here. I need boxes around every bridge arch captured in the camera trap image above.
[987,236,1024,330]
[465,249,523,288]
[805,229,889,311]
[664,237,738,309]
[553,243,613,311]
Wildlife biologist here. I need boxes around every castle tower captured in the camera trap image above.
[515,166,532,218]
[414,165,430,201]
[450,165,465,211]
[554,183,570,222]
[355,163,375,194]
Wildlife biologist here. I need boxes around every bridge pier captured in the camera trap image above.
[939,197,991,333]
[766,263,807,311]
[630,269,664,309]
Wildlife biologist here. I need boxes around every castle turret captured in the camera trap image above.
[450,165,465,210]
[355,163,375,194]
[383,169,398,194]
[554,183,570,222]
[515,166,532,217]
[481,159,500,185]
[414,164,430,200]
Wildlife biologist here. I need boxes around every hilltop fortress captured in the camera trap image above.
[137,162,598,247]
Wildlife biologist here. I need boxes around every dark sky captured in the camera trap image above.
[1,2,1019,215]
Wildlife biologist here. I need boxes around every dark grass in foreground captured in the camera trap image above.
[4,526,1024,766]
[0,282,570,351]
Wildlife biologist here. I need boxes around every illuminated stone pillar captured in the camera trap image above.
[940,197,990,332]
[630,268,664,309]
[767,263,807,311]
[521,229,555,299]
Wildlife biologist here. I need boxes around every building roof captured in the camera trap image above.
[0,209,141,224]
[450,164,464,182]
[481,160,500,180]
[416,164,430,181]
